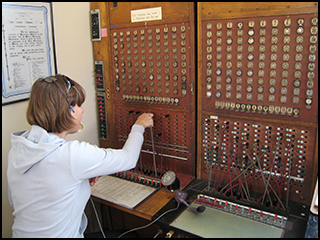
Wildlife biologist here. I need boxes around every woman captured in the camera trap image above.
[7,74,154,237]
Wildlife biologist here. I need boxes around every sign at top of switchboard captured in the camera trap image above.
[131,7,162,23]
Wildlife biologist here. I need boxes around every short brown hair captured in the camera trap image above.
[26,74,86,133]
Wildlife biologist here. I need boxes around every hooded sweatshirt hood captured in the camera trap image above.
[9,125,66,174]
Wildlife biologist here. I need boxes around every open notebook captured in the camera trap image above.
[91,175,157,209]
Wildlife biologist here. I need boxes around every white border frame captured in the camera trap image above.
[2,2,56,105]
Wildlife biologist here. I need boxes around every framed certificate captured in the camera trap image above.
[2,2,56,105]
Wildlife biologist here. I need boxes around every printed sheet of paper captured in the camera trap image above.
[91,175,157,209]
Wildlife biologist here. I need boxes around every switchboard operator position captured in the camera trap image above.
[7,74,154,237]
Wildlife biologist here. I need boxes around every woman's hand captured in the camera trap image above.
[89,177,99,186]
[134,113,154,128]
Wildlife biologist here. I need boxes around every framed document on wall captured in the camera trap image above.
[2,2,56,105]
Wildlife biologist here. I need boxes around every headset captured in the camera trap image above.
[42,75,75,113]
[174,190,206,213]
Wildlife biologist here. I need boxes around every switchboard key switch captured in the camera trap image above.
[96,92,108,140]
[248,207,252,216]
[94,61,104,91]
[91,9,101,41]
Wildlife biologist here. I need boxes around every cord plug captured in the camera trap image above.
[166,230,174,238]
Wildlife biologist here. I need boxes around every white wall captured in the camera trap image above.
[2,2,98,237]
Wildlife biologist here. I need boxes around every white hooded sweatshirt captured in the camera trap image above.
[7,124,145,238]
